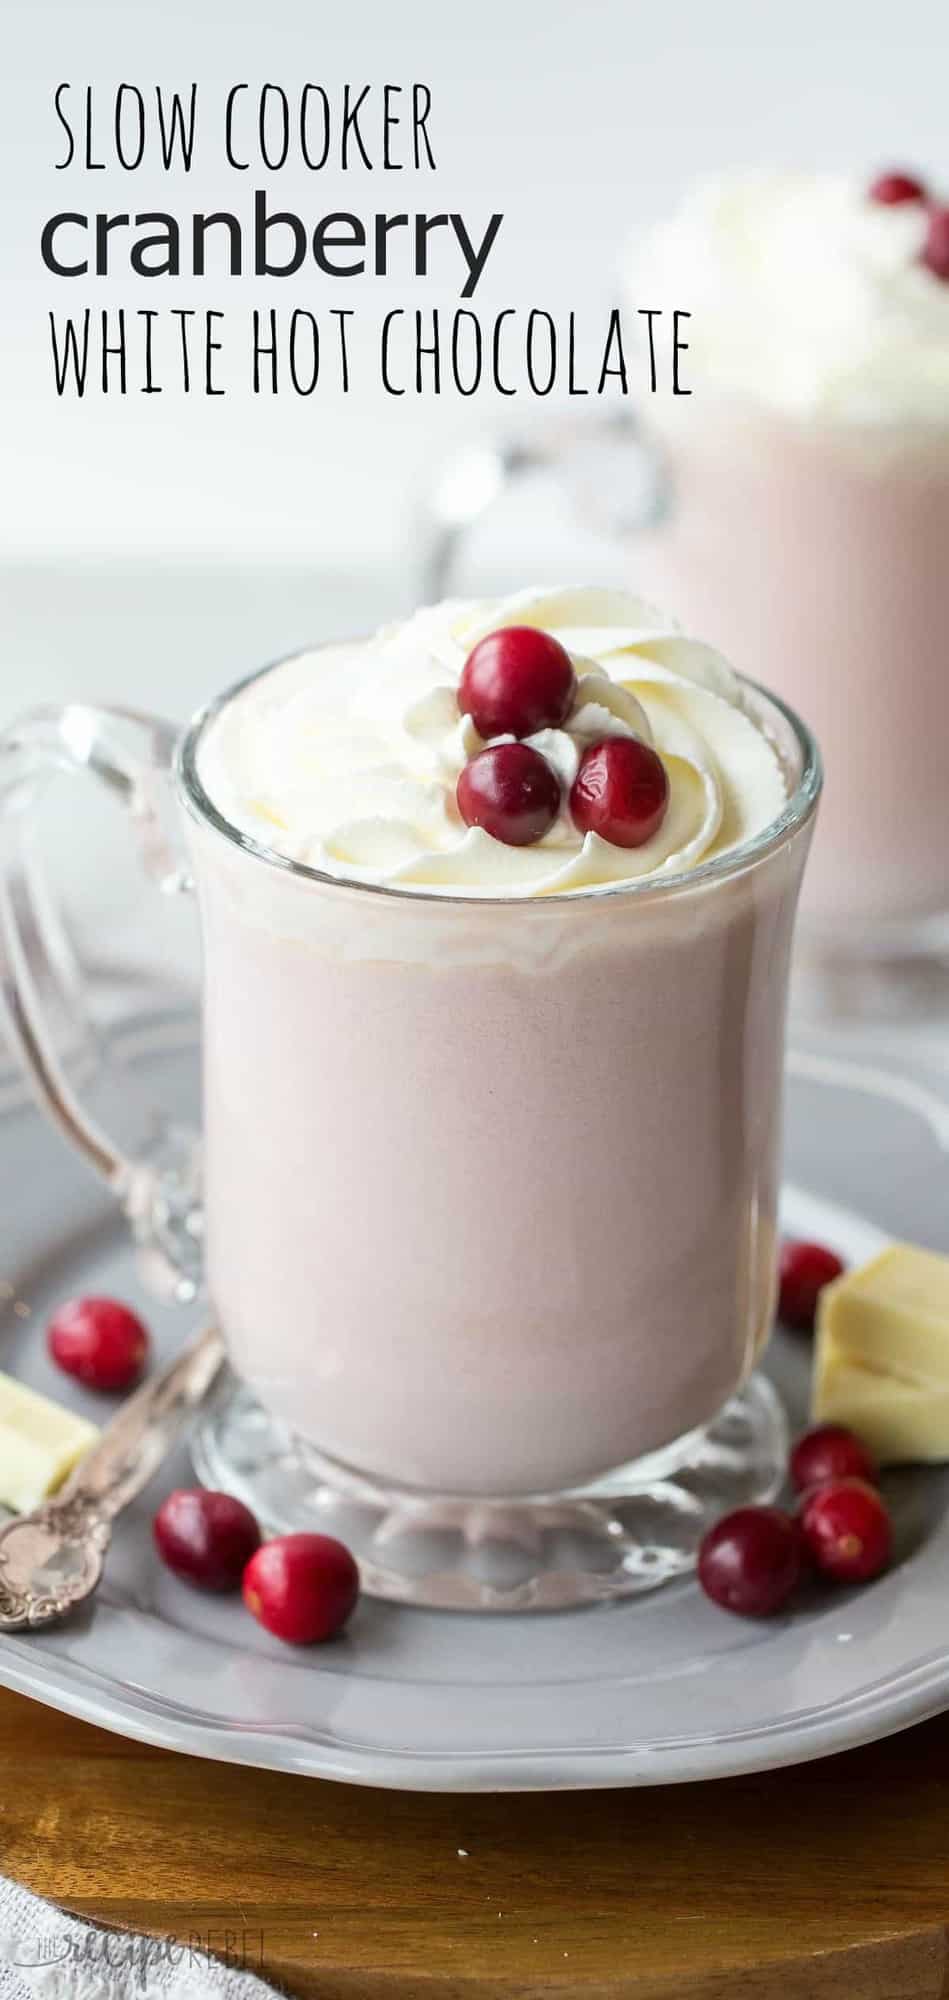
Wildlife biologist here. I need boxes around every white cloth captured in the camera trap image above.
[0,1876,281,2000]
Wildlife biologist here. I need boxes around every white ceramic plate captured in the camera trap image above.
[2,1009,949,1791]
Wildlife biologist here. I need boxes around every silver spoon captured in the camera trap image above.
[0,1323,225,1631]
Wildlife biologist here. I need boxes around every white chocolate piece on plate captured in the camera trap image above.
[0,1370,98,1513]
[813,1244,949,1464]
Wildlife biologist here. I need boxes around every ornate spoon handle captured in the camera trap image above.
[57,1322,226,1518]
[0,1324,225,1631]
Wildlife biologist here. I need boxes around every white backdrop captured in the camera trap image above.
[2,0,947,565]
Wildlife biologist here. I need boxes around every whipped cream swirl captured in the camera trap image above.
[632,171,949,427]
[196,587,788,896]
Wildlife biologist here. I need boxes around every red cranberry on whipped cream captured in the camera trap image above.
[570,737,670,849]
[922,206,949,281]
[866,170,949,281]
[458,626,576,739]
[868,168,928,205]
[457,742,562,846]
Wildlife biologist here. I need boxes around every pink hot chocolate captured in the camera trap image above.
[185,617,816,1499]
[640,406,949,934]
[632,170,949,942]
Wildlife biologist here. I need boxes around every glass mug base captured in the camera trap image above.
[190,1371,788,1612]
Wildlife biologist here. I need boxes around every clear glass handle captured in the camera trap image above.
[419,409,672,600]
[0,703,202,1300]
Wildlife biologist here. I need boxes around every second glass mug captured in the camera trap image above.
[0,667,820,1609]
[425,397,949,1008]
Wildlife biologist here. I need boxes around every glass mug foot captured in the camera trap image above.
[190,1371,788,1612]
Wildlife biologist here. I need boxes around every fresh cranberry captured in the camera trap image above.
[868,169,928,205]
[790,1423,878,1495]
[459,626,576,740]
[921,206,949,280]
[457,742,561,846]
[242,1533,359,1644]
[798,1477,892,1583]
[47,1295,149,1392]
[569,737,669,848]
[153,1489,261,1592]
[697,1505,803,1617]
[777,1240,845,1332]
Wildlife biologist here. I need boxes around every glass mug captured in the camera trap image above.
[0,668,820,1609]
[425,397,949,1012]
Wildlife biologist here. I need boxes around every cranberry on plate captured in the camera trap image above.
[777,1240,845,1333]
[153,1489,262,1592]
[697,1505,803,1617]
[47,1295,150,1392]
[459,626,576,740]
[242,1533,360,1644]
[790,1423,878,1495]
[798,1478,893,1584]
[457,742,562,847]
[569,736,669,849]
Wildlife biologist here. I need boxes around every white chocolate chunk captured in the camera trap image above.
[813,1244,949,1463]
[813,1337,949,1465]
[0,1371,98,1512]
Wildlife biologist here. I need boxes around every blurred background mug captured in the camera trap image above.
[424,172,949,1014]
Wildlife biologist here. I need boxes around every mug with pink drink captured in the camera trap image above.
[432,167,949,1007]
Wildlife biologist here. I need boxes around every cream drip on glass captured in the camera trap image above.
[197,587,788,897]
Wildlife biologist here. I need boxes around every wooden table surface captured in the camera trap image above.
[2,1685,949,1997]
